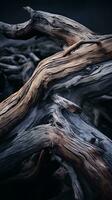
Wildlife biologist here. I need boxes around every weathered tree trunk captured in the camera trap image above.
[0,7,112,200]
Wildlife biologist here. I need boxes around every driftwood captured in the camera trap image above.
[0,7,112,200]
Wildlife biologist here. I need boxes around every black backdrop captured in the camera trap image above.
[0,0,112,34]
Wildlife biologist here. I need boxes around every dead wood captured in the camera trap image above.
[0,7,112,200]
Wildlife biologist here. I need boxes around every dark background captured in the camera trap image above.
[0,0,112,34]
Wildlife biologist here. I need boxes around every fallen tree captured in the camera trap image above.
[0,7,112,200]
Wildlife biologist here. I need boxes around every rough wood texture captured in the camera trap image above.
[0,7,112,200]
